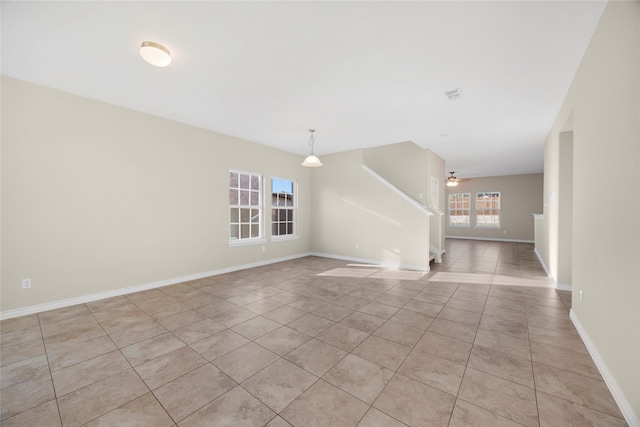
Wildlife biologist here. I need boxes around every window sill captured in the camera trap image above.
[228,238,267,248]
[271,235,300,242]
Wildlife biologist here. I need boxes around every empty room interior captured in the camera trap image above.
[1,1,639,426]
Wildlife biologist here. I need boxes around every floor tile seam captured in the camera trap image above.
[451,396,532,427]
[470,340,533,363]
[48,348,134,397]
[451,286,537,416]
[132,345,211,388]
[44,306,117,400]
[479,311,528,325]
[433,309,482,328]
[54,366,152,425]
[238,377,317,421]
[534,389,628,422]
[476,322,529,341]
[359,403,410,427]
[283,343,350,382]
[158,312,217,332]
[523,299,544,427]
[0,342,48,382]
[318,365,388,406]
[528,336,589,355]
[30,316,64,427]
[530,358,606,383]
[79,382,159,425]
[150,373,239,424]
[57,335,152,396]
[532,369,630,420]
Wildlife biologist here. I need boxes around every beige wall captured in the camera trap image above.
[1,77,312,313]
[362,141,429,201]
[444,174,543,242]
[541,0,639,420]
[310,149,431,270]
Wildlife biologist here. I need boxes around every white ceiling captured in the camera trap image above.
[1,1,606,178]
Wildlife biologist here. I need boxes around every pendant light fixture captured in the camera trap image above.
[301,129,323,167]
[140,41,172,67]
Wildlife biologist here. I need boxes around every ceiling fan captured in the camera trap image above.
[445,171,470,187]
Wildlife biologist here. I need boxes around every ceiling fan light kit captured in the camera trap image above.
[446,171,470,187]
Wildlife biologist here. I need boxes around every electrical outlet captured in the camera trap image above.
[22,278,32,289]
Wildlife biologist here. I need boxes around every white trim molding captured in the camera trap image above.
[570,310,639,427]
[0,253,313,320]
[534,247,552,278]
[361,164,433,217]
[445,235,534,244]
[533,247,572,291]
[0,251,433,320]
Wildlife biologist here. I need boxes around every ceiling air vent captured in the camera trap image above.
[444,88,463,101]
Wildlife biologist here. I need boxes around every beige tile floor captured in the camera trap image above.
[0,239,627,426]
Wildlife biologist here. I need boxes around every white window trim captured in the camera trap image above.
[228,169,264,245]
[270,176,298,241]
[448,192,471,228]
[475,191,501,228]
[229,237,267,247]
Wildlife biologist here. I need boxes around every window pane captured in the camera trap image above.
[240,174,250,189]
[240,190,250,205]
[287,209,293,221]
[250,190,259,206]
[241,224,249,239]
[229,189,239,205]
[271,210,278,221]
[240,208,250,222]
[229,172,238,188]
[230,208,239,223]
[251,209,260,222]
[251,224,259,238]
[287,223,293,234]
[279,223,287,235]
[250,175,260,190]
[230,224,239,240]
[272,223,279,235]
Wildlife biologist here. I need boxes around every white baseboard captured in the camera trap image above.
[533,247,572,291]
[0,251,432,320]
[533,247,552,278]
[309,252,430,272]
[570,310,639,427]
[0,252,313,320]
[555,283,572,291]
[445,235,534,244]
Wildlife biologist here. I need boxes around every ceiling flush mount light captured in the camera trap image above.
[140,41,171,67]
[301,129,323,168]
